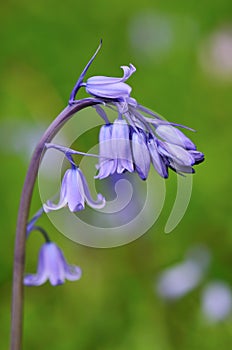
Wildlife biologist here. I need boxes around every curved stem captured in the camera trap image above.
[10,98,101,350]
[30,226,51,243]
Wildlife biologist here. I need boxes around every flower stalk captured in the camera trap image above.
[10,98,101,350]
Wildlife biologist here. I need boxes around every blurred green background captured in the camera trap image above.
[1,0,232,349]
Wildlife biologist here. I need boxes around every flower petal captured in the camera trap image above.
[120,64,136,81]
[112,119,134,173]
[45,243,65,285]
[64,265,82,281]
[60,250,82,281]
[86,64,136,85]
[86,82,132,99]
[43,170,70,212]
[95,159,117,179]
[95,124,118,179]
[24,273,48,286]
[66,168,85,212]
[147,137,168,178]
[98,124,113,164]
[24,244,48,286]
[132,130,150,180]
[78,168,106,209]
[189,150,205,164]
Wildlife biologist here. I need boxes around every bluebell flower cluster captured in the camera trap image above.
[88,73,204,180]
[95,118,204,180]
[69,43,204,180]
[95,110,204,180]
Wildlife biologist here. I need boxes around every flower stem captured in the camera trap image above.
[10,98,101,350]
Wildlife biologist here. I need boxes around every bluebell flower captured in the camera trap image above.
[131,129,150,180]
[24,242,82,286]
[95,118,134,179]
[43,166,105,212]
[155,124,197,150]
[85,64,136,100]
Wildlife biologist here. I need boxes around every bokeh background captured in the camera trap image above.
[1,0,232,349]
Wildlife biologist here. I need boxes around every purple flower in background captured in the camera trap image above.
[156,260,203,300]
[43,166,105,212]
[201,282,232,322]
[24,242,82,286]
[156,245,210,300]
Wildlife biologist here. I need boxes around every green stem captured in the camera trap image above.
[10,98,101,350]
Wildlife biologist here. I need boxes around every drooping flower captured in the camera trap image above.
[95,118,134,179]
[24,242,82,286]
[155,124,197,150]
[95,123,116,179]
[157,141,203,173]
[85,64,136,100]
[43,165,105,212]
[131,129,150,180]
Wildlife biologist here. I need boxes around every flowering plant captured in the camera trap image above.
[11,41,204,350]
